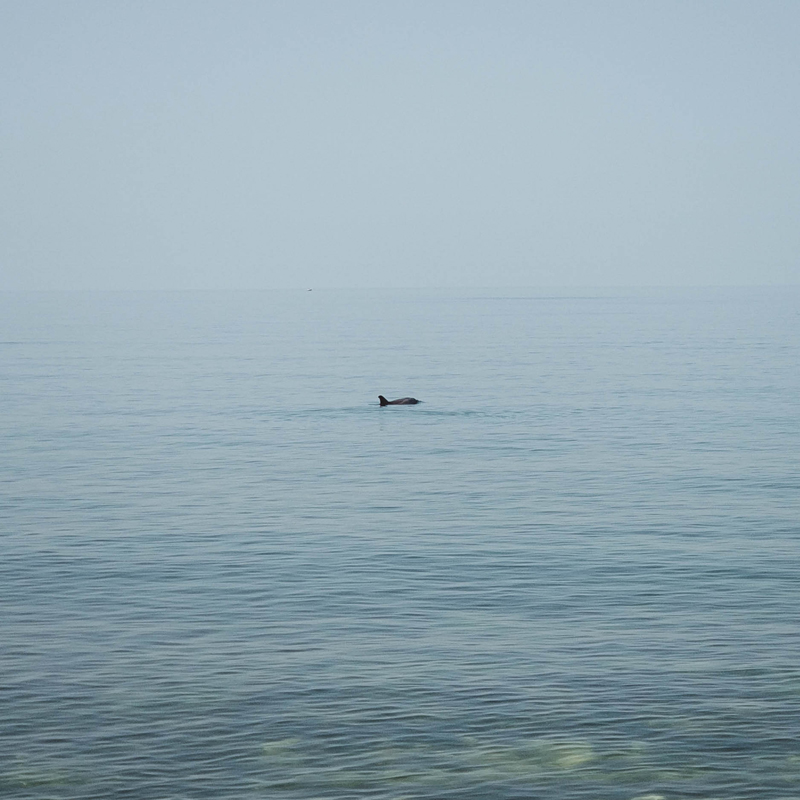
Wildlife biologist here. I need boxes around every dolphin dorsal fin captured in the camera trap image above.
[378,395,389,406]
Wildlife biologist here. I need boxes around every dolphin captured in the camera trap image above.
[379,395,419,406]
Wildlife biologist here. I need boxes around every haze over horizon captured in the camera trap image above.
[2,1,799,290]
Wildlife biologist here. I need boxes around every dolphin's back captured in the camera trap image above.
[379,395,419,406]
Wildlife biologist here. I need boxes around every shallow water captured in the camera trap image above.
[2,287,799,799]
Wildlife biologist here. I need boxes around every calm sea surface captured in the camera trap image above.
[2,288,799,800]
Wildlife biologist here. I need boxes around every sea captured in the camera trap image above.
[2,287,799,800]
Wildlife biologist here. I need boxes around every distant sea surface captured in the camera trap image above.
[2,287,799,800]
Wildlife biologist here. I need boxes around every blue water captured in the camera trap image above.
[2,288,799,800]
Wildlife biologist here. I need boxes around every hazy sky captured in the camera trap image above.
[2,1,799,289]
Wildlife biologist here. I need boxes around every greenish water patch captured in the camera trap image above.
[250,732,720,795]
[0,757,86,791]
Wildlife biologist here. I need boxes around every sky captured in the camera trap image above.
[2,0,799,289]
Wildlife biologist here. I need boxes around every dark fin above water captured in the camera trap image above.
[379,395,389,406]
